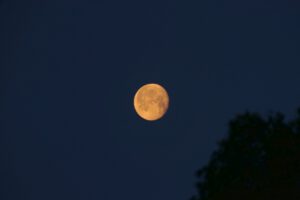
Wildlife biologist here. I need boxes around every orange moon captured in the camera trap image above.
[134,83,169,121]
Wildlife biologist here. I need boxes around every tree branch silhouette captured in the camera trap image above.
[191,109,300,200]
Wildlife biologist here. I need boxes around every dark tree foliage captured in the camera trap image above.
[192,109,300,200]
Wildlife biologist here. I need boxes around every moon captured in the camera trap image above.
[134,83,169,121]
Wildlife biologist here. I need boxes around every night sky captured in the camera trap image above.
[1,0,300,200]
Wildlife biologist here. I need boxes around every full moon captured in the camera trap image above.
[134,83,169,121]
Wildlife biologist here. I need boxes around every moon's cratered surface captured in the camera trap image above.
[134,83,169,121]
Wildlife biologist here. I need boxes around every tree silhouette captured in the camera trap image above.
[192,109,300,200]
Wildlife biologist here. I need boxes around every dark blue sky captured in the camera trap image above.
[1,0,300,200]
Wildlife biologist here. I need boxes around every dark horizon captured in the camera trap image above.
[1,0,300,200]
